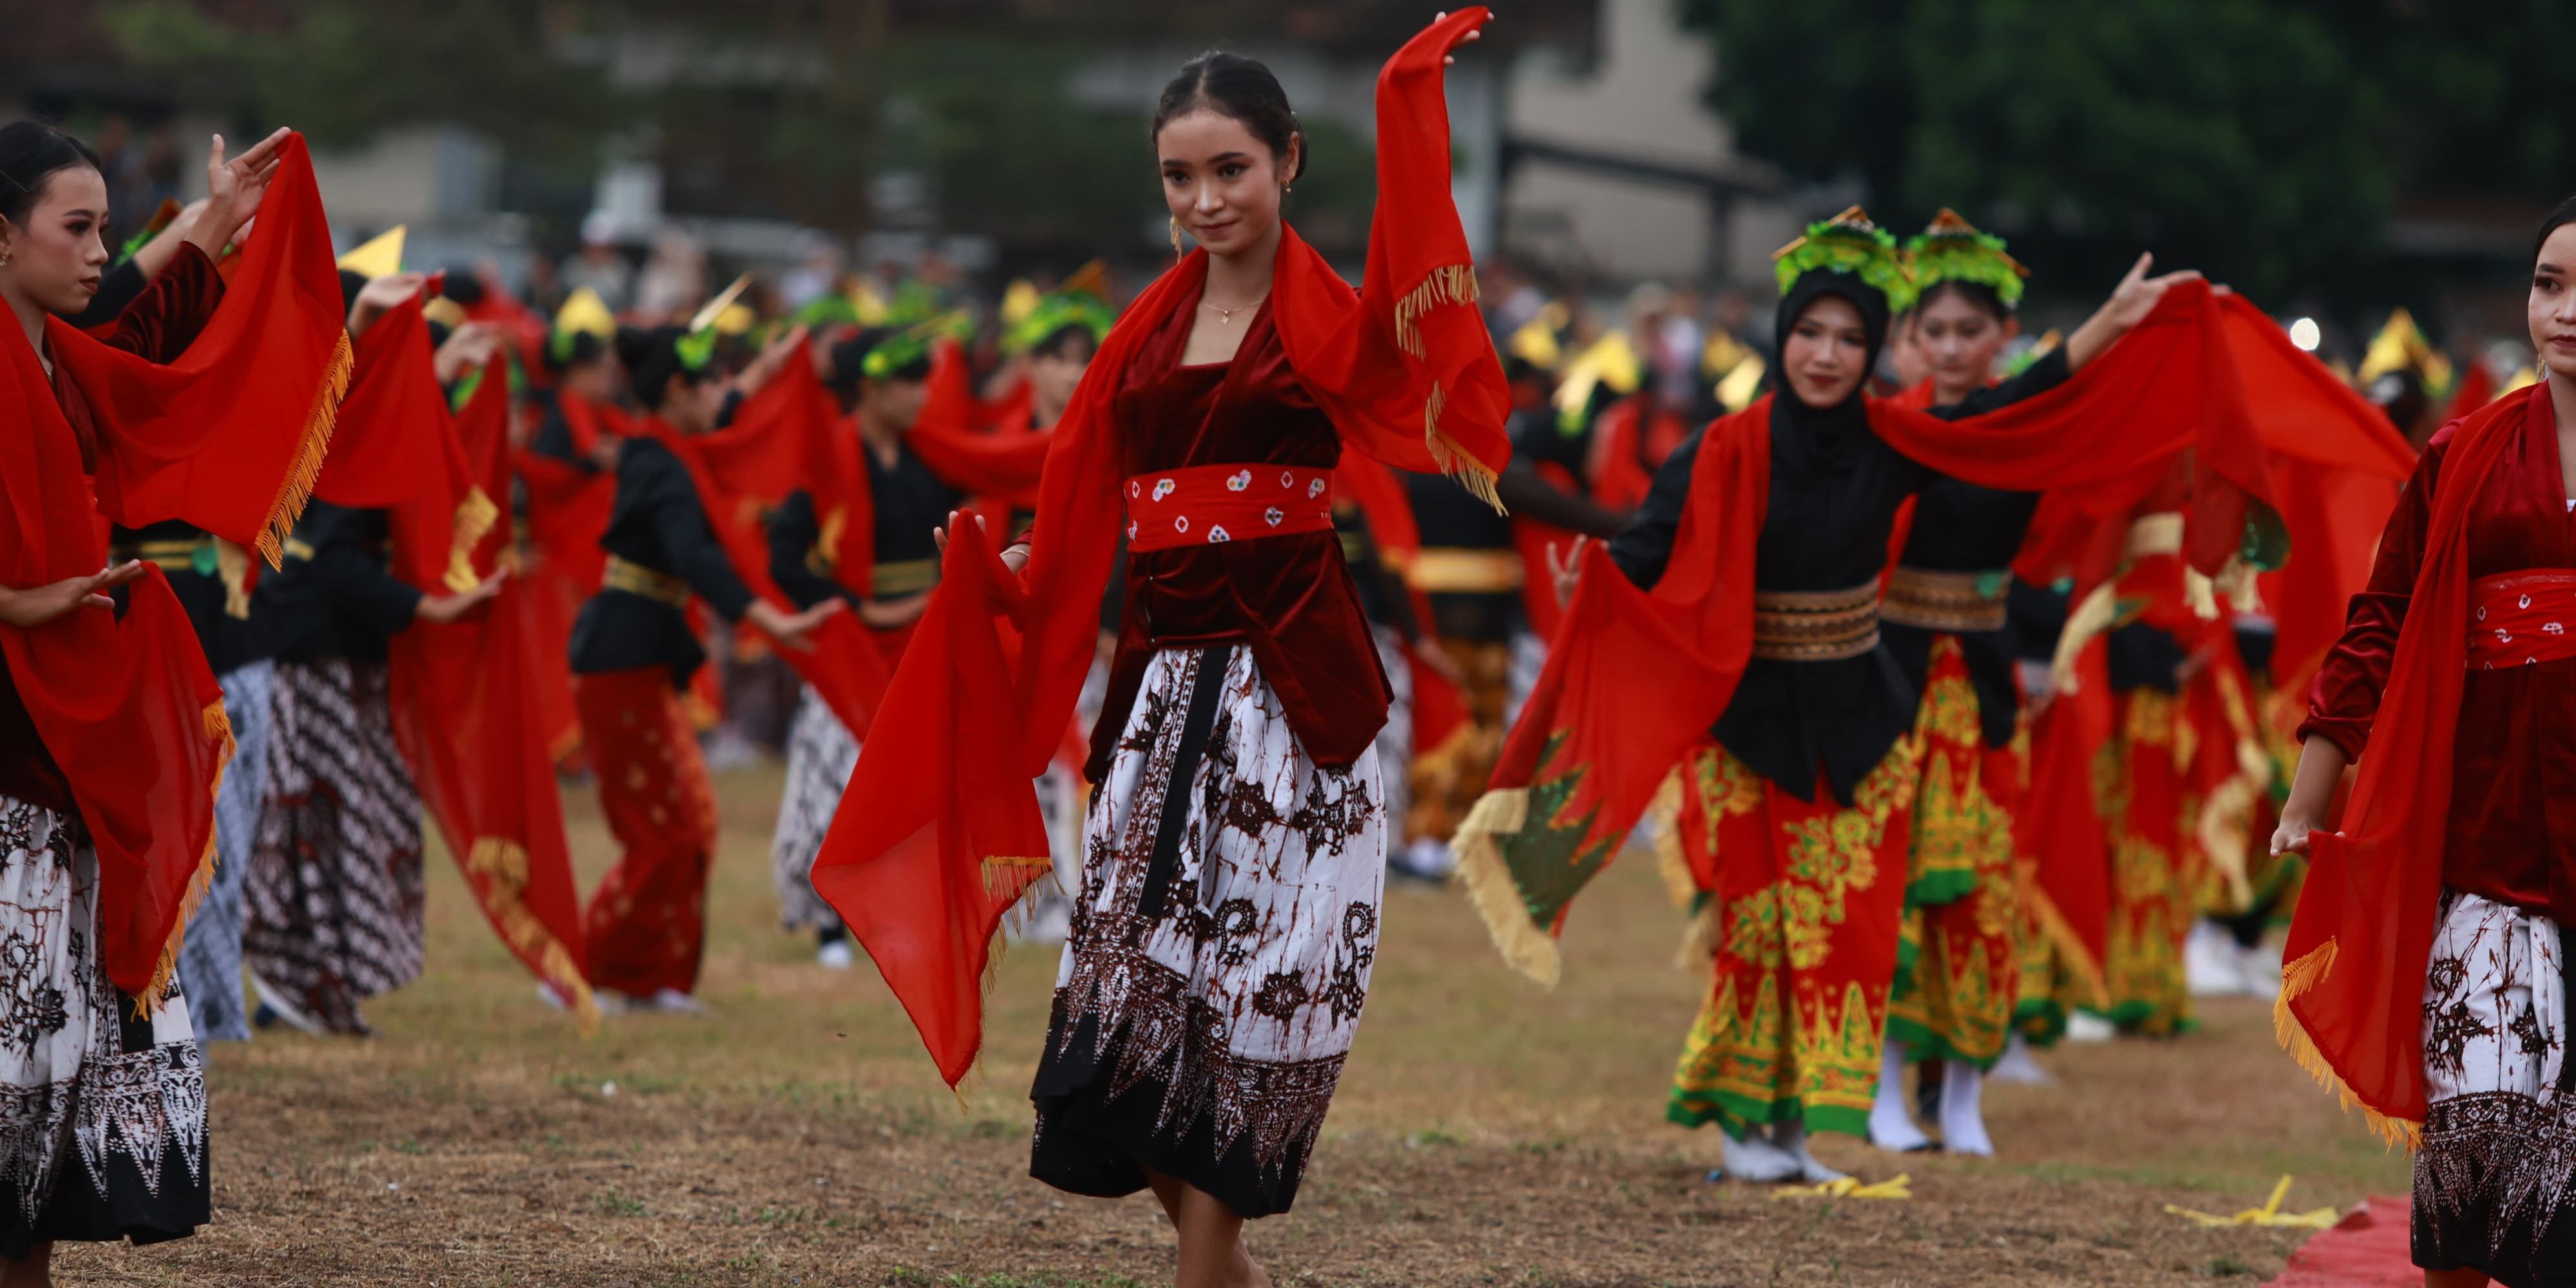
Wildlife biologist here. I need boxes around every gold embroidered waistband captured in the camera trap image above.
[603,555,691,608]
[1880,566,2009,634]
[1752,581,1881,661]
[111,539,212,572]
[1409,547,1525,594]
[870,558,939,597]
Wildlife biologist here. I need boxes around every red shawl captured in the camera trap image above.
[316,297,486,591]
[1458,279,2276,985]
[10,132,349,1000]
[381,358,598,1024]
[2276,381,2544,1147]
[51,133,349,570]
[630,358,896,737]
[908,339,1051,518]
[811,8,1512,1086]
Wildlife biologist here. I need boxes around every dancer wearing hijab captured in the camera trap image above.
[1869,211,2048,1157]
[811,14,1510,1285]
[2276,196,2576,1288]
[767,327,945,968]
[1,119,347,1271]
[1474,208,2270,1186]
[244,273,508,1036]
[570,325,838,1011]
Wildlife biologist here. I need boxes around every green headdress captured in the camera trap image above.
[860,325,938,381]
[1004,290,1114,356]
[674,274,753,372]
[1904,209,2028,308]
[549,288,617,366]
[1772,206,1915,312]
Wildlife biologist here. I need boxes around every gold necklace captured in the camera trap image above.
[1200,295,1264,325]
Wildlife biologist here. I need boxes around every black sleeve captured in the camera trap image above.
[64,261,151,330]
[296,504,425,636]
[1337,511,1423,643]
[1605,427,1703,591]
[766,489,854,611]
[1496,464,1627,539]
[713,389,745,431]
[1931,346,2071,422]
[631,448,757,620]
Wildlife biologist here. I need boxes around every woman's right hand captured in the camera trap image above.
[932,511,1030,574]
[347,272,427,339]
[747,597,844,653]
[414,571,508,625]
[1545,535,1591,609]
[2270,735,2352,856]
[0,563,149,628]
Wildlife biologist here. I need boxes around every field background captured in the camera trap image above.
[64,763,2406,1286]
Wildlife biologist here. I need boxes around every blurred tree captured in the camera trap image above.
[1679,0,2570,304]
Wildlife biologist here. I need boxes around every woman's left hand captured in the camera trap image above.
[2064,253,2204,370]
[1434,11,1486,65]
[187,128,294,257]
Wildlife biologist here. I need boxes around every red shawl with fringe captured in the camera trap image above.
[315,296,486,592]
[1458,279,2277,986]
[908,339,1051,520]
[381,356,599,1025]
[2276,381,2542,1147]
[811,8,1512,1086]
[8,131,347,1000]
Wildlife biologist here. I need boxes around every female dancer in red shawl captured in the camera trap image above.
[568,326,839,1011]
[2275,197,2576,1288]
[832,16,1510,1285]
[0,118,288,1280]
[1574,212,2204,1184]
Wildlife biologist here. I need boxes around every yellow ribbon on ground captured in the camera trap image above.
[2162,1175,2339,1230]
[1772,1174,1912,1201]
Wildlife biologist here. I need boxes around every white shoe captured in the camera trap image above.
[1936,1064,1994,1158]
[2065,1011,2117,1043]
[2186,921,2253,997]
[1718,1130,1801,1183]
[816,939,856,970]
[1393,837,1455,881]
[1987,1034,2054,1086]
[643,988,707,1014]
[1770,1122,1847,1184]
[1867,1039,1933,1152]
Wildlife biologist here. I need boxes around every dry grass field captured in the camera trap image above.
[59,762,2406,1286]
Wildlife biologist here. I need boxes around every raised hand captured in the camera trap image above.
[348,272,428,339]
[1545,534,1591,609]
[434,321,505,384]
[1433,10,1488,65]
[0,563,149,628]
[188,127,294,257]
[932,510,1030,574]
[2065,253,2206,370]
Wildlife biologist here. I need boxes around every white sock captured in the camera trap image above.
[1772,1120,1847,1184]
[1988,1033,2054,1086]
[1937,1062,1994,1157]
[1867,1038,1932,1152]
[1719,1128,1801,1183]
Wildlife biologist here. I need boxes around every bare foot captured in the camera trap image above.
[1232,1236,1272,1288]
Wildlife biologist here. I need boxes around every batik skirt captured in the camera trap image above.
[1668,735,1923,1139]
[0,799,209,1256]
[180,660,273,1045]
[771,685,857,935]
[1030,645,1387,1219]
[1885,638,2023,1068]
[2412,890,2576,1286]
[242,658,425,1036]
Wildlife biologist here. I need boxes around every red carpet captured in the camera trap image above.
[2266,1197,2416,1287]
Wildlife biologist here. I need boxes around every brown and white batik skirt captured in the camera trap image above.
[1030,645,1386,1219]
[2413,888,2576,1286]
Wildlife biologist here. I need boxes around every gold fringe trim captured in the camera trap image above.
[2196,668,2274,913]
[138,697,239,1015]
[445,486,500,594]
[258,328,354,570]
[1450,788,1560,988]
[2019,884,2110,1013]
[2049,580,2118,693]
[1673,896,1722,972]
[2272,939,2421,1151]
[464,837,601,1034]
[1393,263,1481,360]
[1648,769,1693,909]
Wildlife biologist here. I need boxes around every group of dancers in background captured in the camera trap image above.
[3,7,2570,1287]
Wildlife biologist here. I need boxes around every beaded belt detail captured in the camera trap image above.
[1124,464,1336,553]
[1880,566,2009,634]
[1752,581,1882,661]
[604,555,691,608]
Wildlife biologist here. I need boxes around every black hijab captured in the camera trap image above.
[1768,268,1892,475]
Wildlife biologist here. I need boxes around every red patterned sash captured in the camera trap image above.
[2468,570,2576,670]
[1123,463,1335,553]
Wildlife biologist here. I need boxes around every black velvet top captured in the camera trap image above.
[566,434,757,685]
[250,502,423,664]
[766,438,961,612]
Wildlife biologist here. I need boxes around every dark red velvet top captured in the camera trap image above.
[2301,400,2576,922]
[0,244,226,812]
[1086,297,1390,777]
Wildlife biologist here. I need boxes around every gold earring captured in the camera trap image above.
[1169,217,1183,254]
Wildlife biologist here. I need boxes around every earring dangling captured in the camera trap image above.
[1170,217,1186,255]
